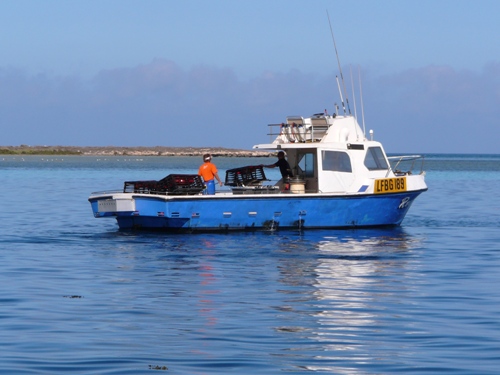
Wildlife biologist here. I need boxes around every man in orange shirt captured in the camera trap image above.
[198,154,223,195]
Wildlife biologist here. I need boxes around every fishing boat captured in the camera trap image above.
[88,110,427,231]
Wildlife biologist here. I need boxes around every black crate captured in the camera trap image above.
[123,174,204,195]
[123,180,158,194]
[158,174,205,195]
[225,165,267,187]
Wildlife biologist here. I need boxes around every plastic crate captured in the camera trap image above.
[157,174,205,195]
[225,165,267,187]
[123,180,158,194]
[123,174,204,195]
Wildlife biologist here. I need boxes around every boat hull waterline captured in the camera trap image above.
[89,189,425,231]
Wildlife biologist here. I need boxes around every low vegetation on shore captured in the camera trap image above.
[0,145,272,157]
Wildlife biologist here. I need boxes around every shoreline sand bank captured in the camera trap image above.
[0,145,272,157]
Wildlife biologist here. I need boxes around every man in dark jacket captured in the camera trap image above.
[264,151,293,180]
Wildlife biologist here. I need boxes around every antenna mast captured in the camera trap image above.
[350,65,357,119]
[350,65,360,140]
[336,76,346,115]
[358,67,366,137]
[327,10,351,115]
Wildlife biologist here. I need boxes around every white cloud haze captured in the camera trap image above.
[1,59,499,153]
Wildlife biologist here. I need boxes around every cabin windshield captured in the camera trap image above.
[364,147,389,170]
[322,150,352,173]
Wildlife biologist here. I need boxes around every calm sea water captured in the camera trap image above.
[1,154,499,374]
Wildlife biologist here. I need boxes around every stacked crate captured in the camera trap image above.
[123,174,204,195]
[224,165,267,187]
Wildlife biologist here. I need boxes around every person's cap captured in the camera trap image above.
[203,153,211,161]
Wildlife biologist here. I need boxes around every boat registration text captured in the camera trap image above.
[374,177,407,194]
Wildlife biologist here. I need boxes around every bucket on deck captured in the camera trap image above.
[289,177,306,193]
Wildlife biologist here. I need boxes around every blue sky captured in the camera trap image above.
[1,0,499,153]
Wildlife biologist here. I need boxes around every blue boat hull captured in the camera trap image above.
[89,190,426,231]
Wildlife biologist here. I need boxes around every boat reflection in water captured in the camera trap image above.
[275,228,423,374]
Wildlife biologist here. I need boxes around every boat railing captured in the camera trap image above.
[90,189,123,196]
[386,154,425,177]
[267,122,329,143]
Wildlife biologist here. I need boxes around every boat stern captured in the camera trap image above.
[89,193,136,218]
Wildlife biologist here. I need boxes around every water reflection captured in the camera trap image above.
[197,239,219,328]
[276,229,423,374]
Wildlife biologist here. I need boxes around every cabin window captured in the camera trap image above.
[322,151,352,172]
[364,147,389,170]
[297,152,315,178]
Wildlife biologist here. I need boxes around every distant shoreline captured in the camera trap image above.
[0,145,273,157]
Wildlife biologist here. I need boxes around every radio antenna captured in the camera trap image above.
[336,76,346,115]
[350,65,360,140]
[327,10,351,115]
[350,65,358,120]
[358,67,366,137]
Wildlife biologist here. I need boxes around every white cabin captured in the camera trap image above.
[253,113,425,195]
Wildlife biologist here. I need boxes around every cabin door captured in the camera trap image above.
[295,151,318,192]
[318,150,355,192]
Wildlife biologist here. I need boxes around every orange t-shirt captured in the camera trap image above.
[198,162,218,181]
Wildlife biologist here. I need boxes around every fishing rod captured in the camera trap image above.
[327,10,351,115]
[336,75,346,115]
[350,65,360,140]
[350,65,357,120]
[358,67,366,137]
